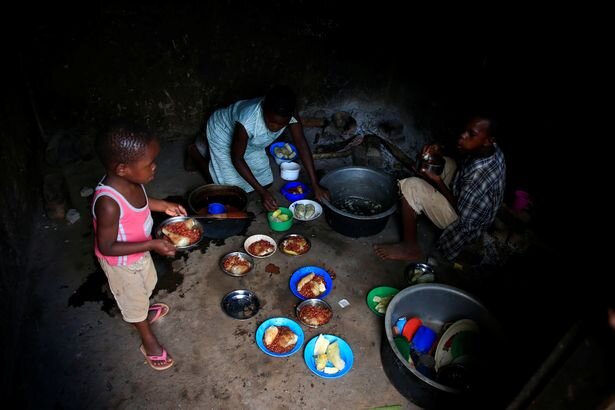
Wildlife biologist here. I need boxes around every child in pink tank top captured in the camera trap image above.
[92,124,186,371]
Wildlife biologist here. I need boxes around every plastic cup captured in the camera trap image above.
[512,190,531,212]
[280,162,300,181]
[411,326,437,354]
[208,202,226,214]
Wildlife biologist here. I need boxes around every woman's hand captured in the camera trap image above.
[259,190,278,211]
[163,202,187,217]
[150,239,177,257]
[313,184,330,203]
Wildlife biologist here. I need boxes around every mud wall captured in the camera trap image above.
[0,62,44,401]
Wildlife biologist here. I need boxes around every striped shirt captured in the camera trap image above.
[437,144,506,260]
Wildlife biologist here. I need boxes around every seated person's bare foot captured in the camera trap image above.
[373,242,424,261]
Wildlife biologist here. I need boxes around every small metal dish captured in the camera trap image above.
[278,233,311,256]
[405,262,436,285]
[155,216,204,251]
[219,251,254,277]
[295,298,333,328]
[221,290,260,320]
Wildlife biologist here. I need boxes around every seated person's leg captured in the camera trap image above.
[400,177,457,230]
[186,138,212,182]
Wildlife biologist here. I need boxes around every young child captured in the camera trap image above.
[92,124,186,370]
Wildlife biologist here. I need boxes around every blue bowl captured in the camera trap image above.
[207,202,226,215]
[290,266,333,300]
[280,181,310,202]
[255,317,304,357]
[269,142,298,165]
[303,334,354,379]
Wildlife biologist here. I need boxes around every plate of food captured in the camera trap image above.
[289,266,333,300]
[255,317,304,357]
[366,286,399,317]
[296,298,333,328]
[155,216,204,250]
[304,334,354,379]
[279,234,311,256]
[219,251,254,277]
[289,199,322,221]
[244,234,277,258]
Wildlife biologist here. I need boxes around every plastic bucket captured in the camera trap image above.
[280,162,300,181]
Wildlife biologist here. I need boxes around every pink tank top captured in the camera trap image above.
[92,180,154,266]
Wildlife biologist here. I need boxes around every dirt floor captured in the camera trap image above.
[26,134,428,409]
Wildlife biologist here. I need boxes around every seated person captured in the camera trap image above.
[186,85,329,211]
[374,113,506,262]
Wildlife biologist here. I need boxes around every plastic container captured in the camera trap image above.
[411,326,437,354]
[280,161,300,180]
[207,202,226,214]
[280,181,310,202]
[267,207,294,232]
[512,190,532,212]
[402,317,423,342]
[269,142,297,165]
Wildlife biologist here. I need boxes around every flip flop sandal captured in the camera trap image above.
[140,345,174,371]
[148,303,169,324]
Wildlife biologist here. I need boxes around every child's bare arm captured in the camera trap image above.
[148,198,187,216]
[95,196,176,257]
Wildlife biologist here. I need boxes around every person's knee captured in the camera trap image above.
[399,177,428,197]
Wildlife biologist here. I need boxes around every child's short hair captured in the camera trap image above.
[95,123,154,168]
[263,85,296,118]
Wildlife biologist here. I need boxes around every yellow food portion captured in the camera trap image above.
[327,341,345,371]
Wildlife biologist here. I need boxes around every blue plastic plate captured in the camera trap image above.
[303,334,354,379]
[255,317,304,357]
[269,142,298,164]
[280,181,311,202]
[290,266,333,300]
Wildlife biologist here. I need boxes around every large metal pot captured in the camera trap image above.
[187,184,250,239]
[381,284,503,409]
[187,184,248,214]
[319,166,397,237]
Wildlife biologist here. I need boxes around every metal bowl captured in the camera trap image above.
[295,298,333,328]
[278,234,311,256]
[221,290,260,320]
[155,216,204,251]
[405,262,436,285]
[219,252,254,277]
[417,159,445,175]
